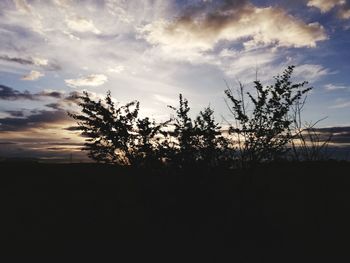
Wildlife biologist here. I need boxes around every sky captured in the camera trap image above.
[0,0,350,161]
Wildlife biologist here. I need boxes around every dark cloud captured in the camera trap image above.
[0,85,83,132]
[0,55,33,65]
[0,54,61,71]
[44,91,83,110]
[0,85,65,101]
[0,109,69,131]
[64,126,81,131]
[0,85,34,100]
[46,147,75,151]
[46,142,83,151]
[46,61,62,71]
[50,142,83,146]
[315,126,350,133]
[37,90,64,98]
[5,110,25,117]
[45,103,64,110]
[0,142,17,145]
[63,91,81,102]
[172,0,251,34]
[0,143,88,162]
[309,126,350,145]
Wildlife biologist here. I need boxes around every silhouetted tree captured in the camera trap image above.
[69,91,139,165]
[225,66,312,164]
[69,66,320,168]
[69,91,170,166]
[168,94,225,167]
[134,117,171,167]
[168,94,198,167]
[195,106,228,166]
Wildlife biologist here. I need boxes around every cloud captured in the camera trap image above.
[307,0,350,19]
[0,55,34,65]
[43,91,82,109]
[37,90,65,98]
[0,85,83,135]
[108,65,125,74]
[65,16,101,34]
[45,103,64,110]
[220,48,279,79]
[65,74,108,87]
[293,64,329,82]
[0,55,61,70]
[313,126,350,144]
[0,85,66,101]
[64,125,82,131]
[5,110,25,117]
[140,1,327,52]
[0,109,69,131]
[21,70,44,81]
[330,101,350,108]
[154,94,178,106]
[0,141,17,145]
[13,0,32,13]
[324,84,349,91]
[307,0,345,12]
[0,85,34,100]
[338,6,350,19]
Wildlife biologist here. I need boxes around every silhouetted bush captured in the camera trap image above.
[168,94,227,167]
[69,66,333,168]
[224,66,312,164]
[69,91,169,166]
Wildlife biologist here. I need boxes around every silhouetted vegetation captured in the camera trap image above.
[2,67,350,262]
[69,91,140,165]
[70,66,331,168]
[2,161,350,261]
[225,66,312,164]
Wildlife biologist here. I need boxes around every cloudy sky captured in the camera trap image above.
[0,0,350,161]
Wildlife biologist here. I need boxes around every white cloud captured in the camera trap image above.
[65,16,101,34]
[219,49,238,58]
[54,0,71,9]
[307,0,345,12]
[154,94,177,106]
[33,57,49,66]
[325,84,349,91]
[293,64,329,82]
[13,0,32,13]
[338,7,350,19]
[105,0,134,23]
[65,74,108,87]
[330,101,350,108]
[21,70,44,80]
[139,4,327,53]
[0,0,336,123]
[307,0,350,20]
[108,65,125,74]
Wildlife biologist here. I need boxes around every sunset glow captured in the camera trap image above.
[1,0,350,161]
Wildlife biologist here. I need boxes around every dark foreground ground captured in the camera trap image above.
[1,161,350,262]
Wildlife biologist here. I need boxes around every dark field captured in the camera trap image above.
[1,161,350,262]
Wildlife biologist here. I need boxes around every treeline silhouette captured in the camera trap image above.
[69,66,331,168]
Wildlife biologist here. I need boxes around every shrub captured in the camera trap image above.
[69,66,327,168]
[224,66,312,164]
[168,94,226,167]
[68,91,167,166]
